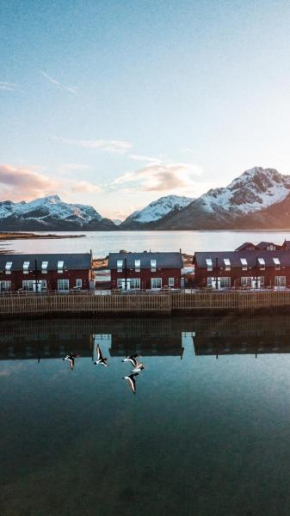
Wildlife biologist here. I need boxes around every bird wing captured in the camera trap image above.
[97,344,104,361]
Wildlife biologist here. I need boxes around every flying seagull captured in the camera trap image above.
[94,344,108,367]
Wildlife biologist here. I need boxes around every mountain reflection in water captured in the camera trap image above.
[2,315,290,515]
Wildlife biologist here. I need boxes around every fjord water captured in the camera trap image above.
[1,315,290,515]
[3,230,290,255]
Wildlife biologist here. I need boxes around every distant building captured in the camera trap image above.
[235,242,256,251]
[255,241,281,251]
[0,253,93,293]
[235,241,281,251]
[109,252,183,290]
[193,250,290,289]
[281,240,290,250]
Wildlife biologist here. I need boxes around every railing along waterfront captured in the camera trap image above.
[1,289,290,316]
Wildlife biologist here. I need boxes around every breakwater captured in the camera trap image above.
[1,290,290,317]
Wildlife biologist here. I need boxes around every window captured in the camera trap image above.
[41,261,48,274]
[135,259,141,272]
[205,258,213,271]
[258,257,265,270]
[151,278,162,289]
[57,260,64,273]
[58,279,69,291]
[241,277,252,287]
[116,278,140,290]
[275,276,286,287]
[240,258,247,270]
[273,257,280,270]
[0,281,11,291]
[23,261,30,274]
[168,278,175,287]
[224,258,231,271]
[150,259,157,272]
[76,279,82,288]
[22,280,34,291]
[117,259,123,272]
[5,261,12,274]
[220,277,231,288]
[128,278,140,289]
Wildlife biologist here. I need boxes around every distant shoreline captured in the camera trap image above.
[0,232,85,240]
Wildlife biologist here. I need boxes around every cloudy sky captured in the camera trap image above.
[1,0,290,219]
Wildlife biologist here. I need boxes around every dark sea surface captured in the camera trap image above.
[3,230,290,256]
[1,314,290,515]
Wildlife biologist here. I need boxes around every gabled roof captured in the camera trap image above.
[256,241,280,250]
[235,242,256,251]
[193,250,290,268]
[0,253,91,271]
[108,252,183,269]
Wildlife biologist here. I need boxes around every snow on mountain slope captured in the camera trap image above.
[0,195,118,230]
[0,195,102,223]
[121,195,194,227]
[200,167,290,215]
[158,167,290,229]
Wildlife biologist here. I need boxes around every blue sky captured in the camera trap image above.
[1,0,290,219]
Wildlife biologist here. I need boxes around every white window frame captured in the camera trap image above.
[258,257,265,270]
[58,279,69,291]
[220,277,231,289]
[273,257,280,270]
[168,277,175,287]
[5,261,12,274]
[205,258,213,271]
[41,261,48,274]
[0,281,11,291]
[57,261,64,274]
[117,260,123,272]
[240,258,247,270]
[151,277,162,289]
[134,259,141,272]
[224,258,231,271]
[241,277,252,287]
[76,279,82,288]
[150,259,157,272]
[22,280,35,292]
[23,261,30,274]
[275,276,286,288]
[128,278,141,290]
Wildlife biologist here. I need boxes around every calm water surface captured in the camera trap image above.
[3,230,290,256]
[1,314,290,515]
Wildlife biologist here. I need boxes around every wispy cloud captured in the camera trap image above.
[41,71,77,94]
[0,164,102,201]
[0,81,17,91]
[55,137,132,153]
[128,154,161,164]
[110,163,203,194]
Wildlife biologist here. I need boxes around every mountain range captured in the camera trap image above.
[2,167,290,230]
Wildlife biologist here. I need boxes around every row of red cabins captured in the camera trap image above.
[1,239,290,293]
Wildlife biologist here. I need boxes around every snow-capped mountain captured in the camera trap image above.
[121,195,195,229]
[0,195,117,231]
[157,167,290,229]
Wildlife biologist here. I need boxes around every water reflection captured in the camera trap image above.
[2,315,290,515]
[1,314,290,362]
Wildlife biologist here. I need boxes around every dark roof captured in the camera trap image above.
[0,253,91,271]
[235,242,255,251]
[108,252,183,269]
[256,241,279,249]
[194,250,290,268]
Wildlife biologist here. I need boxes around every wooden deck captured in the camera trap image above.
[1,290,290,317]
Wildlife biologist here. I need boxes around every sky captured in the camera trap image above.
[1,0,290,220]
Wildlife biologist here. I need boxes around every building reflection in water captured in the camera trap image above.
[0,314,290,362]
